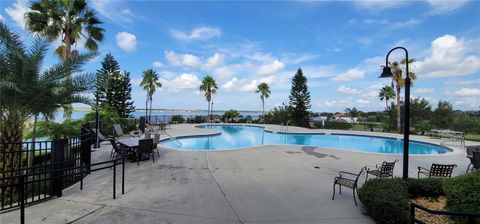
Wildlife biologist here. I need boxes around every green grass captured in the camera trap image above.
[465,134,480,142]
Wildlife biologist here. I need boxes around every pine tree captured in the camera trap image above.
[96,53,120,106]
[289,68,311,127]
[117,71,135,117]
[95,54,135,118]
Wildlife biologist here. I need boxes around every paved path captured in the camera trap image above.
[1,124,474,224]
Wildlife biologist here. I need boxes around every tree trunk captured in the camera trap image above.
[207,100,211,123]
[385,100,388,109]
[396,86,401,133]
[145,94,149,122]
[149,95,153,123]
[262,97,265,124]
[0,113,25,196]
[28,114,38,169]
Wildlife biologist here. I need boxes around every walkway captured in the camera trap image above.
[1,124,474,224]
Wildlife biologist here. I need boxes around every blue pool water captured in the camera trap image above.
[160,125,451,154]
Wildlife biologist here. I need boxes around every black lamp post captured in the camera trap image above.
[380,46,411,179]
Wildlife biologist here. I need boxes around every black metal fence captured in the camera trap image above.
[410,203,480,224]
[0,130,91,211]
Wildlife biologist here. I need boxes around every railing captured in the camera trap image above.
[0,130,91,211]
[410,203,480,224]
[3,157,125,224]
[160,130,182,146]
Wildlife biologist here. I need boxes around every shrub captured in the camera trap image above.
[406,178,444,197]
[358,178,410,224]
[171,115,185,123]
[323,120,352,130]
[443,172,480,219]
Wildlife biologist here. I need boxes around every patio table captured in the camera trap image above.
[117,137,142,149]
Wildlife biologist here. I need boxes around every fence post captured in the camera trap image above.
[410,203,416,224]
[80,128,91,173]
[51,139,65,197]
[19,175,25,224]
[113,159,116,199]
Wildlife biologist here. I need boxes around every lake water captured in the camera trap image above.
[50,110,262,122]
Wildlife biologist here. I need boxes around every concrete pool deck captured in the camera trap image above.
[1,124,476,224]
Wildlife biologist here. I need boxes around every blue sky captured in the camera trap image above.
[1,0,480,112]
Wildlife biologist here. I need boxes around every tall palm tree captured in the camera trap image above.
[255,82,271,124]
[378,85,396,109]
[140,69,162,122]
[199,76,218,122]
[25,0,104,60]
[0,23,94,194]
[389,59,417,133]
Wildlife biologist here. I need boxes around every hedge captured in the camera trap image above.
[443,172,480,223]
[359,175,480,224]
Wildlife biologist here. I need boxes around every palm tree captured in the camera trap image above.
[255,82,271,124]
[345,107,360,119]
[140,69,162,122]
[25,0,104,60]
[0,23,94,194]
[378,85,396,109]
[390,60,417,133]
[199,76,218,122]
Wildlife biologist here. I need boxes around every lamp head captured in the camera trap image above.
[379,66,393,78]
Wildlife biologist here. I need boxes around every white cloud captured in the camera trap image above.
[301,65,337,78]
[364,19,421,29]
[0,14,4,22]
[5,0,30,29]
[164,51,200,67]
[453,88,480,97]
[241,80,259,92]
[161,73,201,92]
[116,32,137,52]
[203,53,224,70]
[414,88,434,94]
[356,99,370,105]
[336,85,360,95]
[170,26,221,41]
[426,0,469,15]
[331,68,365,81]
[91,1,134,24]
[416,35,480,78]
[152,61,163,68]
[257,60,285,75]
[222,77,239,91]
[281,53,319,64]
[353,0,410,11]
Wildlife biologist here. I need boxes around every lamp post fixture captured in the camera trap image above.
[380,46,411,179]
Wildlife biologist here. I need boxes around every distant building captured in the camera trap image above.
[333,113,358,123]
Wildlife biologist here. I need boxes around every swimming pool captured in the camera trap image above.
[160,125,451,154]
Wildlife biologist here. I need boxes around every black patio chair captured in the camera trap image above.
[418,163,457,178]
[332,166,366,206]
[137,138,154,166]
[365,159,398,181]
[109,138,132,159]
[467,151,480,173]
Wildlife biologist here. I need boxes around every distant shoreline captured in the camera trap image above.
[66,108,263,113]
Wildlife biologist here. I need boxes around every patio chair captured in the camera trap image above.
[365,159,398,180]
[332,166,366,206]
[152,133,161,156]
[466,151,480,173]
[144,130,152,139]
[91,128,108,144]
[418,163,457,178]
[109,138,132,159]
[113,124,140,138]
[137,138,154,166]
